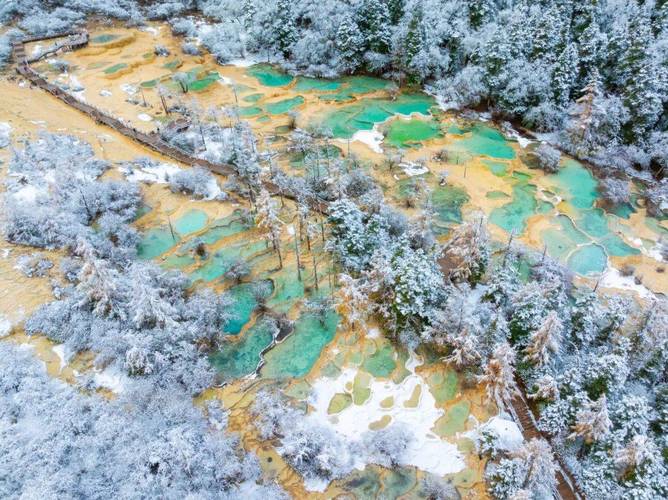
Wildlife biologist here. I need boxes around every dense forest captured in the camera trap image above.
[1,1,667,499]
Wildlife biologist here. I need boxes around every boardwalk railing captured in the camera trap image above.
[12,31,328,214]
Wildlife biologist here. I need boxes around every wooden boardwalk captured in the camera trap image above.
[508,381,585,500]
[13,31,583,500]
[11,31,328,214]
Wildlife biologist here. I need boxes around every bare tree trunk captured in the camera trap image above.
[294,232,302,281]
[168,216,176,242]
[275,236,283,270]
[312,251,319,291]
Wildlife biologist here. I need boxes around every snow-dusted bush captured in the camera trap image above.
[181,41,200,56]
[533,143,562,173]
[16,253,53,277]
[0,342,285,498]
[169,167,219,199]
[599,177,630,206]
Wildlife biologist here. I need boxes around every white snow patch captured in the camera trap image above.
[366,327,380,339]
[31,44,43,56]
[52,344,70,371]
[140,26,161,37]
[217,76,234,86]
[137,113,153,122]
[93,365,127,394]
[227,57,260,68]
[120,83,138,95]
[348,129,384,154]
[11,184,44,203]
[309,355,465,478]
[100,89,112,97]
[0,122,11,148]
[122,162,181,184]
[1,248,10,258]
[599,267,654,299]
[0,315,11,338]
[466,415,524,453]
[399,161,429,177]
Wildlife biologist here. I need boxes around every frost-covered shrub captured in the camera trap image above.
[170,17,198,37]
[145,1,192,20]
[16,253,53,277]
[181,41,201,56]
[599,177,630,206]
[533,143,562,173]
[169,167,218,199]
[5,204,88,249]
[0,342,285,498]
[432,65,487,110]
[19,7,85,35]
[362,424,413,468]
[645,180,668,218]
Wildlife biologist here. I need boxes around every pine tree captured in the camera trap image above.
[334,273,372,331]
[479,342,520,408]
[468,0,496,30]
[553,42,579,108]
[75,239,122,318]
[356,0,392,54]
[274,0,297,57]
[336,15,363,73]
[620,10,663,142]
[569,395,611,443]
[256,188,284,269]
[524,310,563,367]
[387,0,405,24]
[400,10,425,83]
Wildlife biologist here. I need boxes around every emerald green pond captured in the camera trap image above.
[189,240,267,283]
[265,96,305,115]
[362,344,396,377]
[490,175,537,234]
[384,118,441,148]
[92,34,119,44]
[225,281,273,334]
[319,93,435,139]
[430,184,470,231]
[246,64,294,87]
[103,63,128,74]
[482,159,509,177]
[211,318,275,379]
[174,209,208,235]
[260,311,338,379]
[295,77,343,92]
[239,106,262,117]
[190,72,221,92]
[242,93,264,103]
[137,227,178,259]
[551,160,598,209]
[457,125,516,160]
[567,244,607,275]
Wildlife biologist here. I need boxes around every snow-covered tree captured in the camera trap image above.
[570,395,611,444]
[524,311,563,367]
[479,342,519,409]
[255,188,284,269]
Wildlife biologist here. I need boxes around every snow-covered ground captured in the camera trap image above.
[93,365,128,394]
[599,267,654,299]
[399,161,430,177]
[121,161,181,184]
[308,354,466,488]
[349,129,384,154]
[465,415,523,453]
[0,122,12,148]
